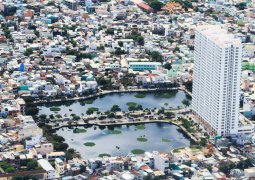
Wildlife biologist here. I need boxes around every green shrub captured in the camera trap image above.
[135,93,146,98]
[137,137,148,142]
[84,142,96,147]
[135,125,146,130]
[110,130,122,134]
[73,128,86,133]
[131,149,145,154]
[161,138,171,142]
[50,107,61,111]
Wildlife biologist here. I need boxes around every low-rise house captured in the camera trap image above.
[243,44,255,58]
[129,62,162,71]
[35,143,54,156]
[103,159,124,172]
[136,74,165,84]
[25,135,43,148]
[47,151,66,161]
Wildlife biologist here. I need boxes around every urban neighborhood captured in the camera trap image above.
[0,0,254,179]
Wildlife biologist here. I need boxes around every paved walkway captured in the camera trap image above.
[49,109,198,143]
[33,87,182,104]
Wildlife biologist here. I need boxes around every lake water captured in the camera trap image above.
[56,123,190,159]
[38,90,187,116]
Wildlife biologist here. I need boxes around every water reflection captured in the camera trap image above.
[56,123,190,159]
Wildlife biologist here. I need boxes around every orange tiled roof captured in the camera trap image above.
[137,2,153,11]
[162,2,184,13]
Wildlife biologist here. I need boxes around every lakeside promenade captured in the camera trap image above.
[32,87,191,104]
[34,86,196,143]
[50,114,198,143]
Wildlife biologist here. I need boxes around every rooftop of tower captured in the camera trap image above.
[196,25,242,48]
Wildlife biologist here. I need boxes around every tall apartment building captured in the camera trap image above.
[192,25,242,136]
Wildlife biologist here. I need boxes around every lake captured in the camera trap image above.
[38,90,187,117]
[56,123,190,159]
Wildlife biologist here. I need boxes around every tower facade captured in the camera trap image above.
[192,25,242,136]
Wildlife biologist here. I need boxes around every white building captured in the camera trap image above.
[38,159,56,180]
[18,122,43,141]
[55,158,65,175]
[153,151,169,173]
[192,25,243,136]
[244,167,255,179]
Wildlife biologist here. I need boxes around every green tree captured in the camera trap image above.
[237,158,253,169]
[170,0,192,10]
[199,138,207,146]
[49,114,55,119]
[184,80,192,92]
[34,30,40,37]
[25,106,39,116]
[39,114,47,120]
[24,48,33,56]
[164,62,172,70]
[27,160,38,170]
[137,36,144,46]
[107,112,115,118]
[98,44,105,50]
[68,148,75,154]
[73,115,80,121]
[5,167,15,173]
[71,39,77,47]
[46,1,55,6]
[235,2,246,10]
[86,107,99,115]
[80,165,86,173]
[2,24,12,40]
[13,175,38,180]
[52,134,65,142]
[127,73,136,78]
[165,111,174,118]
[182,99,190,107]
[98,25,107,31]
[219,161,235,175]
[118,41,123,47]
[173,47,180,53]
[136,104,143,110]
[55,114,62,119]
[0,161,15,173]
[66,149,75,160]
[86,109,93,115]
[114,48,125,55]
[148,0,163,11]
[106,28,114,35]
[110,105,121,112]
[157,108,165,114]
[178,117,193,132]
[59,143,69,151]
[150,51,163,63]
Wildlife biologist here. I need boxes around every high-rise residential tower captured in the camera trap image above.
[192,25,242,136]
